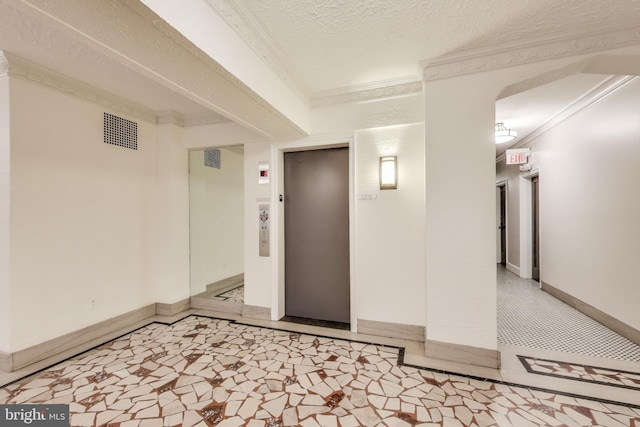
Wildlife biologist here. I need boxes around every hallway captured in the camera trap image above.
[496,265,640,407]
[497,265,640,362]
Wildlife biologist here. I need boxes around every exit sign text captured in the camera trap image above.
[506,148,530,165]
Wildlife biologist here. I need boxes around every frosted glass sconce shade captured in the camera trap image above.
[379,156,397,190]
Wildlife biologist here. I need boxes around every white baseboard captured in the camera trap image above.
[3,295,196,373]
[425,339,501,369]
[9,304,157,372]
[542,281,640,345]
[242,305,271,321]
[357,319,425,342]
[190,296,242,314]
[506,262,520,276]
[156,298,191,316]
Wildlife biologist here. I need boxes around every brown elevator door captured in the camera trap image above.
[284,148,350,324]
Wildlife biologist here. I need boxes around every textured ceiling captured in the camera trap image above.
[224,0,640,95]
[1,0,637,140]
[0,0,225,121]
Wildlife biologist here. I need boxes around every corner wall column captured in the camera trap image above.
[423,74,499,367]
[152,121,190,307]
[0,51,12,354]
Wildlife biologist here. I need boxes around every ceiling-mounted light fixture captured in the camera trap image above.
[495,122,518,144]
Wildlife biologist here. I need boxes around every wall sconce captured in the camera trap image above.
[379,156,397,190]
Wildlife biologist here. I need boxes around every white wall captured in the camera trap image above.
[182,122,265,150]
[0,72,10,352]
[9,78,157,351]
[243,142,272,309]
[535,78,640,329]
[425,76,498,349]
[152,123,190,304]
[354,124,426,326]
[189,148,244,294]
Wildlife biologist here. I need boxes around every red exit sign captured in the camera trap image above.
[506,148,530,165]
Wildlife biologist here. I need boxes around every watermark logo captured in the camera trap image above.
[0,405,69,426]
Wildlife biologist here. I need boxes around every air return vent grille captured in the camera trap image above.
[104,113,137,150]
[204,149,221,169]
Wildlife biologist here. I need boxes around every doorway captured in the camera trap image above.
[283,148,350,324]
[531,175,540,281]
[498,184,507,265]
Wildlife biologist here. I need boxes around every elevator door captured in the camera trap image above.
[284,148,350,324]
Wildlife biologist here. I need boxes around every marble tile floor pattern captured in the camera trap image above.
[519,356,640,391]
[496,266,640,362]
[214,286,245,303]
[2,316,640,427]
[193,285,245,304]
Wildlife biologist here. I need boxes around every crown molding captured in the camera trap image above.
[183,113,231,127]
[156,111,230,127]
[125,0,306,138]
[513,75,636,152]
[156,113,183,126]
[8,0,305,139]
[3,52,157,123]
[424,24,640,81]
[0,51,8,78]
[205,0,310,101]
[203,0,426,107]
[311,80,423,107]
[223,145,244,154]
[2,53,234,128]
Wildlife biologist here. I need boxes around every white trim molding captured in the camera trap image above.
[423,24,640,81]
[201,1,426,107]
[204,0,310,101]
[7,304,157,372]
[506,262,520,277]
[542,281,640,345]
[358,319,425,342]
[0,51,8,78]
[311,80,423,107]
[425,339,501,369]
[156,111,231,127]
[3,52,157,123]
[2,53,234,128]
[507,75,637,151]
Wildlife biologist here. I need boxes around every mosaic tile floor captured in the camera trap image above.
[193,284,244,304]
[1,316,639,427]
[214,286,244,303]
[519,356,640,391]
[497,266,640,362]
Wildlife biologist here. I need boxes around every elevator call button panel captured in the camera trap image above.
[259,204,270,257]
